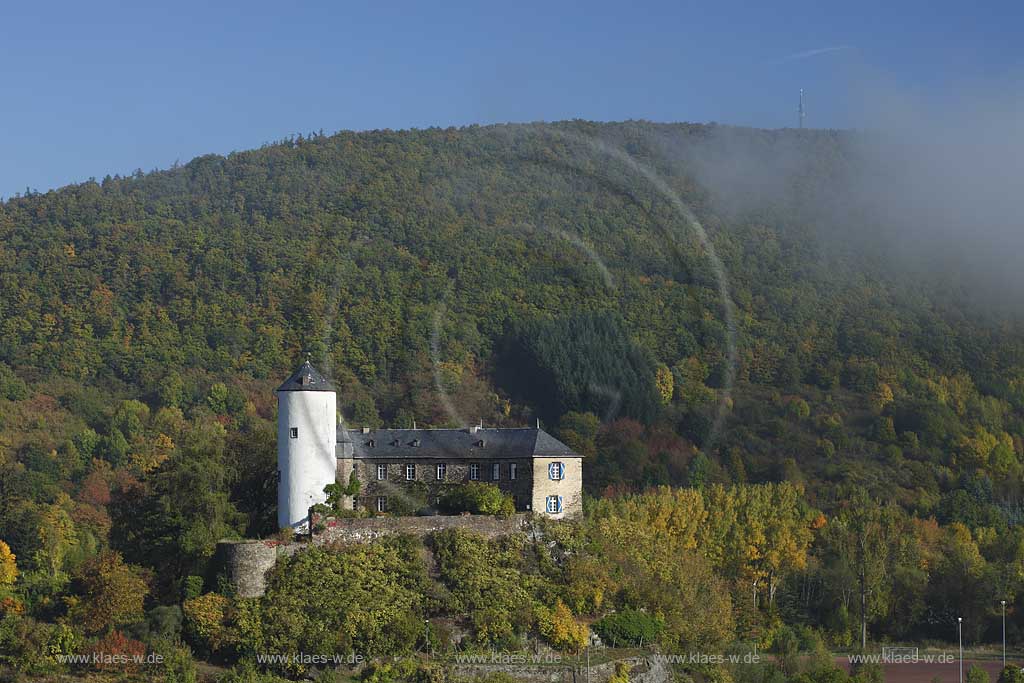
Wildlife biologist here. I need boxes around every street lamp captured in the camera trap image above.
[1002,600,1007,668]
[958,617,963,683]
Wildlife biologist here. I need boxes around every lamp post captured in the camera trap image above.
[1002,600,1007,668]
[958,617,963,683]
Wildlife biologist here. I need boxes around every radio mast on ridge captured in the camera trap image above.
[798,89,806,129]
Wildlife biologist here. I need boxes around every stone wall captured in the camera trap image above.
[339,457,535,513]
[530,457,583,519]
[214,539,298,599]
[312,512,531,544]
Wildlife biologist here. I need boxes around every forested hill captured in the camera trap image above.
[2,120,1024,537]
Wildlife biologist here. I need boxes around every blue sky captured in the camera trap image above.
[1,0,1021,198]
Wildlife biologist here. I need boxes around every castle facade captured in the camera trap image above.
[276,360,583,530]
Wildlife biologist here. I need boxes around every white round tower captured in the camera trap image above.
[276,360,337,531]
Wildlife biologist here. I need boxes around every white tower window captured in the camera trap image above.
[289,427,298,439]
[377,464,387,480]
[548,462,565,480]
[546,495,563,513]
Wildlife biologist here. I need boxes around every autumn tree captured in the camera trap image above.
[0,540,17,587]
[71,551,149,634]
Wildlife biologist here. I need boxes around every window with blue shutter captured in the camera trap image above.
[548,462,564,480]
[545,495,564,513]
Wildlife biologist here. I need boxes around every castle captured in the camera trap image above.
[276,360,583,530]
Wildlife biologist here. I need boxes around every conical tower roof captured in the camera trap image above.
[276,360,335,392]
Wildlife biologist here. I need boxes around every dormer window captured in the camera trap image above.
[392,439,400,447]
[368,439,376,448]
[411,439,421,447]
[476,439,485,447]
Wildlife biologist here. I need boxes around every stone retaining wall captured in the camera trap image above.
[312,512,531,544]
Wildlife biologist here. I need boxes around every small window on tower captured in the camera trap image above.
[289,428,298,439]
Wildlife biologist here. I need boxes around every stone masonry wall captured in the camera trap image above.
[530,457,583,519]
[312,512,531,544]
[338,457,535,512]
[214,539,298,599]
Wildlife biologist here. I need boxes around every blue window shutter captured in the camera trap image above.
[557,496,563,512]
[548,463,555,480]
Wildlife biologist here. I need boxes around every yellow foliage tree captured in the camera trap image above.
[35,495,78,575]
[655,365,674,405]
[0,540,17,587]
[183,592,234,652]
[536,600,588,653]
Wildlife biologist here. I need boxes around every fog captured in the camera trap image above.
[644,80,1024,305]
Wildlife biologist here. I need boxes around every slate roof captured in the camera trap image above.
[276,360,336,392]
[337,427,581,460]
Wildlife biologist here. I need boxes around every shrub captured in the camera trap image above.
[536,600,588,653]
[438,482,514,516]
[183,593,233,652]
[967,665,991,683]
[593,608,663,647]
[151,637,197,683]
[998,666,1024,683]
[86,630,147,671]
[183,575,204,600]
[609,662,631,683]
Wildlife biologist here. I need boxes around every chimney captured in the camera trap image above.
[361,426,371,434]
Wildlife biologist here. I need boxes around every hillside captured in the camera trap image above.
[2,120,1024,677]
[2,121,1022,502]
